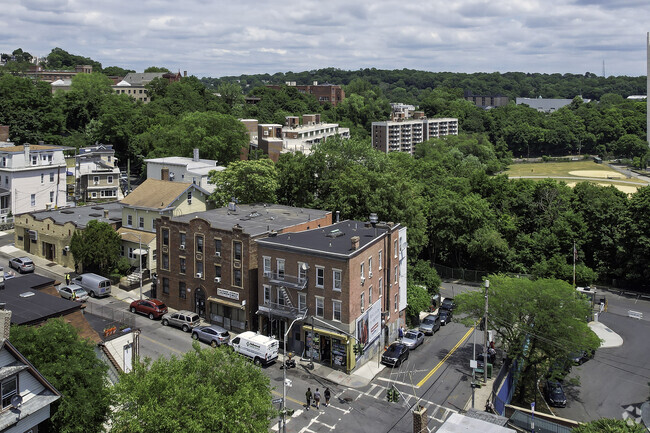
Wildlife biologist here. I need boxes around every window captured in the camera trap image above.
[196,236,204,253]
[360,263,364,280]
[162,228,169,246]
[333,269,341,291]
[214,239,222,256]
[1,376,17,409]
[93,176,99,185]
[315,296,324,318]
[30,194,35,206]
[187,190,192,204]
[179,281,186,299]
[49,172,54,182]
[162,277,169,294]
[369,286,372,305]
[40,173,44,184]
[234,241,242,260]
[277,259,285,279]
[298,293,306,312]
[333,300,342,322]
[31,155,37,165]
[107,175,113,184]
[180,232,186,247]
[233,269,241,286]
[2,157,5,167]
[360,292,365,313]
[298,262,307,283]
[394,239,398,258]
[179,257,186,274]
[127,215,133,226]
[394,265,398,283]
[263,256,271,276]
[316,266,324,287]
[195,261,203,277]
[379,277,383,298]
[5,176,8,185]
[138,217,144,229]
[214,265,221,279]
[277,288,285,306]
[395,294,398,312]
[263,285,271,304]
[50,191,54,202]
[368,257,373,276]
[162,253,169,270]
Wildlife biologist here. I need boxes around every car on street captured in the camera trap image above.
[8,257,34,274]
[381,342,409,367]
[440,297,456,311]
[439,308,453,325]
[130,299,168,320]
[191,325,230,347]
[161,310,200,332]
[401,330,424,350]
[570,350,594,365]
[419,314,441,335]
[544,380,567,407]
[57,284,89,302]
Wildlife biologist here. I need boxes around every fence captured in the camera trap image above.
[509,410,574,433]
[433,263,532,283]
[84,301,136,334]
[491,358,517,416]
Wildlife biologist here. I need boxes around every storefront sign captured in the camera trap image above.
[217,288,240,301]
[356,299,381,351]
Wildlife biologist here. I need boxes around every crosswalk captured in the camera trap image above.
[272,382,457,432]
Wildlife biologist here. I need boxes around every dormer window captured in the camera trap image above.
[1,376,18,409]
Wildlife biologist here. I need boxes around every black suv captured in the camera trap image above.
[381,343,409,367]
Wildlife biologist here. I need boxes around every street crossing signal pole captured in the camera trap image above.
[483,279,489,383]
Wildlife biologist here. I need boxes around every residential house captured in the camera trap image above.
[119,178,212,272]
[256,219,408,373]
[0,140,71,221]
[13,202,122,270]
[112,71,185,103]
[371,117,459,155]
[144,149,224,194]
[155,204,332,333]
[0,309,61,433]
[75,144,124,202]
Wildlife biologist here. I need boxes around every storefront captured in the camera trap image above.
[303,325,354,373]
[208,293,247,332]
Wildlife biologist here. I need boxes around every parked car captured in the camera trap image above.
[8,257,34,274]
[130,299,168,320]
[439,308,453,325]
[57,284,89,302]
[161,310,200,332]
[381,342,409,367]
[440,297,456,311]
[419,314,441,335]
[192,325,230,347]
[570,350,594,365]
[401,330,425,350]
[544,380,567,407]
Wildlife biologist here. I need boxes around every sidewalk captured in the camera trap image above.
[588,319,624,348]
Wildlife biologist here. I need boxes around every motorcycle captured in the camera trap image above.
[280,352,296,369]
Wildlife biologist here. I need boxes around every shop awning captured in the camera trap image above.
[256,305,302,320]
[301,325,349,342]
[208,296,245,310]
[132,248,148,255]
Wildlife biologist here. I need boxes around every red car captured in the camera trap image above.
[129,299,168,320]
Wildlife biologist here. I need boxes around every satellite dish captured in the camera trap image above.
[10,394,22,409]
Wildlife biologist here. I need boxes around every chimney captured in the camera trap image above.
[103,209,109,218]
[351,236,360,250]
[336,211,340,222]
[193,148,199,162]
[184,71,187,77]
[412,405,428,433]
[0,125,8,142]
[161,167,169,181]
[24,143,30,163]
[0,308,11,340]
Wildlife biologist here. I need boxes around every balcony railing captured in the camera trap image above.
[263,271,308,290]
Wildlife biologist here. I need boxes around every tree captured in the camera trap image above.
[10,319,110,433]
[109,343,276,433]
[571,418,646,433]
[69,220,123,275]
[102,66,135,76]
[408,260,442,294]
[144,66,171,73]
[59,72,114,132]
[217,82,245,110]
[208,159,279,207]
[406,284,430,327]
[455,275,600,402]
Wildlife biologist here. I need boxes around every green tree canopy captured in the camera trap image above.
[571,418,646,433]
[144,66,171,73]
[406,283,430,326]
[10,319,110,433]
[69,220,123,275]
[109,343,276,433]
[208,158,279,207]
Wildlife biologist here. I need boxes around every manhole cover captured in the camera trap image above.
[46,262,57,267]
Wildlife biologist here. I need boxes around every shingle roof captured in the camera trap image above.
[122,72,165,86]
[120,178,207,210]
[22,202,123,229]
[0,144,70,152]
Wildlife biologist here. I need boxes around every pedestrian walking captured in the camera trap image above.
[314,388,321,409]
[324,388,331,407]
[398,326,404,340]
[65,273,71,285]
[305,387,312,410]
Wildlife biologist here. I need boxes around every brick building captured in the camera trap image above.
[266,82,345,106]
[256,219,408,373]
[155,204,332,333]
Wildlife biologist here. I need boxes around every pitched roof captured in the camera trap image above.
[120,178,207,209]
[0,144,70,152]
[122,72,165,86]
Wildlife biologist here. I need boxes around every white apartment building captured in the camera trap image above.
[282,114,349,154]
[0,142,70,220]
[75,144,124,202]
[145,149,224,194]
[371,118,459,155]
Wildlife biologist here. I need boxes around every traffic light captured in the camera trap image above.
[353,343,365,356]
[358,343,364,356]
[386,388,392,402]
[387,386,399,403]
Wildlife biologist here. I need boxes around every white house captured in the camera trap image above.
[0,142,71,220]
[145,149,224,194]
[0,309,61,433]
[75,144,124,202]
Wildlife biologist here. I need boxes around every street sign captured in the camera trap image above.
[470,360,478,369]
[272,398,283,404]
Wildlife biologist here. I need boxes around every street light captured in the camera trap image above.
[121,231,144,300]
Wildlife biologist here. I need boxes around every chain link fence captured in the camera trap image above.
[84,301,136,335]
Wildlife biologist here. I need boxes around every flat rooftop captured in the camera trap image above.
[171,204,331,237]
[19,202,123,228]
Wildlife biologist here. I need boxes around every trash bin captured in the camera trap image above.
[487,363,493,379]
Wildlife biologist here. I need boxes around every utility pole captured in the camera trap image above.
[483,279,489,383]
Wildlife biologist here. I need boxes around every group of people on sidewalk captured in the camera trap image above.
[305,387,331,411]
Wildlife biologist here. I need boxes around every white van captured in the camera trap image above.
[72,273,112,298]
[229,331,279,366]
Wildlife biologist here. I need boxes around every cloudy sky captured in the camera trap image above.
[2,0,649,78]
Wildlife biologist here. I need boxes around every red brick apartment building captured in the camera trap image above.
[256,219,408,373]
[155,204,332,333]
[266,82,345,106]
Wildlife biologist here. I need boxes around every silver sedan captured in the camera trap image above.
[58,284,89,302]
[401,330,425,350]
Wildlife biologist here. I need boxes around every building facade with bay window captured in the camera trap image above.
[256,219,408,373]
[155,204,331,333]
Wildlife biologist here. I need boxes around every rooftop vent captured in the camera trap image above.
[89,213,101,217]
[19,291,35,298]
[91,206,104,210]
[326,229,345,238]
